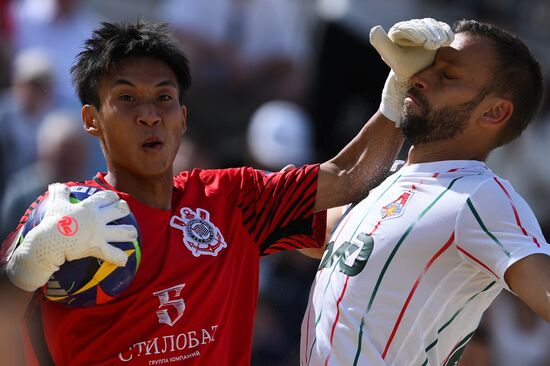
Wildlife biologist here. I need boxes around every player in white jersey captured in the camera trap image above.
[301,19,550,365]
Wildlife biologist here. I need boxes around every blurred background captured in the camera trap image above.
[0,0,549,365]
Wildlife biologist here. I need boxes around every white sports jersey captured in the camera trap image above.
[301,160,550,366]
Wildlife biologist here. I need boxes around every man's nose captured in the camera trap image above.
[409,71,429,91]
[137,104,161,126]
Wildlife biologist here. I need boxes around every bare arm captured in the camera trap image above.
[300,206,346,259]
[0,266,34,365]
[314,111,403,212]
[504,254,550,323]
[313,18,456,212]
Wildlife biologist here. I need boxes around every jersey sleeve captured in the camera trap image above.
[228,164,326,255]
[0,192,47,268]
[454,177,550,290]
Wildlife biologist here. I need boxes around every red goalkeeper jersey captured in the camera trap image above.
[14,165,326,365]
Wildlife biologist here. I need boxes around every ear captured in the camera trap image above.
[181,105,188,135]
[82,105,101,136]
[478,97,513,128]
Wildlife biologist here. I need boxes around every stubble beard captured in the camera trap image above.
[397,89,486,146]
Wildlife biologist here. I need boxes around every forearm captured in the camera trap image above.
[314,18,455,212]
[0,266,34,365]
[315,111,403,211]
[505,254,550,323]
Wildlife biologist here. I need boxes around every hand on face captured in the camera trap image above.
[370,18,454,123]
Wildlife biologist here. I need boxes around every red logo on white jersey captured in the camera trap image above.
[152,284,186,327]
[170,207,227,257]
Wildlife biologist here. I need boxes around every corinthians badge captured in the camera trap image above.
[170,207,227,257]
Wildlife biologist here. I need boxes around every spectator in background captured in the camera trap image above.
[0,110,90,253]
[0,49,57,201]
[246,100,314,171]
[12,0,100,105]
[156,0,315,166]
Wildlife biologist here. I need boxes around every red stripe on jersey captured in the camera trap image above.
[493,176,540,248]
[456,245,500,279]
[234,166,319,253]
[261,212,326,255]
[224,166,322,254]
[262,235,315,254]
[382,232,455,359]
[321,206,386,363]
[0,230,18,267]
[255,169,316,237]
[369,220,382,236]
[324,275,351,366]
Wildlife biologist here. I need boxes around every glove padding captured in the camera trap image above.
[379,70,410,123]
[370,18,454,79]
[370,18,454,122]
[6,183,137,292]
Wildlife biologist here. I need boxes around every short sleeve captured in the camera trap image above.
[0,191,47,267]
[454,177,550,290]
[227,164,326,255]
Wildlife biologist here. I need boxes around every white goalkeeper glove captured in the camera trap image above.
[6,183,137,292]
[370,18,454,122]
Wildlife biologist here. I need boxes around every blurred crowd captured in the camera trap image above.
[0,0,549,365]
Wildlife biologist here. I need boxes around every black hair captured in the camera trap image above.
[453,20,544,147]
[71,21,191,107]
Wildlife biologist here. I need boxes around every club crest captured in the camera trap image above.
[170,207,227,257]
[381,191,413,220]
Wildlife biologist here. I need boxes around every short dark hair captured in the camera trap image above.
[453,20,544,147]
[71,21,191,107]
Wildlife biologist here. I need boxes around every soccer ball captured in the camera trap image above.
[20,185,141,307]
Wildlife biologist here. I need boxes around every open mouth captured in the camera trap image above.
[142,136,164,150]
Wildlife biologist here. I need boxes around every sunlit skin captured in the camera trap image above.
[402,32,513,164]
[82,58,187,209]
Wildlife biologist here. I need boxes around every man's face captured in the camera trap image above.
[88,57,186,178]
[397,33,495,145]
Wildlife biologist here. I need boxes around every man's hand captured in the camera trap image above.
[370,18,454,122]
[6,183,137,292]
[370,18,454,78]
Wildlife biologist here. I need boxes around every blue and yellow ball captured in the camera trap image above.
[20,185,141,307]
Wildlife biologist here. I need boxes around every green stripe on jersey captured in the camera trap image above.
[466,198,511,257]
[308,174,403,362]
[443,330,476,366]
[421,281,496,365]
[353,176,463,365]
